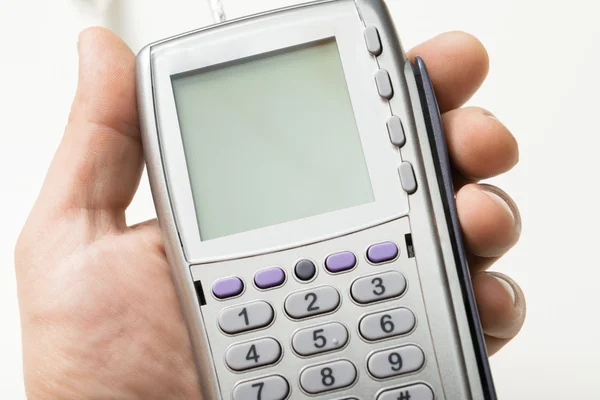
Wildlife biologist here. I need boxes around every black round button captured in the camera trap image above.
[295,259,316,282]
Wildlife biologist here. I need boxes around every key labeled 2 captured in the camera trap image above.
[284,286,340,319]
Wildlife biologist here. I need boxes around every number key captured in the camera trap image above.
[351,271,406,304]
[225,338,282,371]
[300,360,357,394]
[232,375,289,400]
[285,286,340,319]
[359,308,415,341]
[292,322,349,356]
[218,301,274,334]
[367,345,425,379]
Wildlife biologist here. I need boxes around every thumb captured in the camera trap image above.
[30,28,142,228]
[15,28,142,271]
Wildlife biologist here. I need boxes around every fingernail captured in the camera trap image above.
[493,275,516,305]
[485,191,514,222]
[481,108,497,120]
[480,184,522,237]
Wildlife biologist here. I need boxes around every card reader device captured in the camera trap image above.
[136,1,497,399]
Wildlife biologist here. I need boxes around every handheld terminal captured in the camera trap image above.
[136,1,496,399]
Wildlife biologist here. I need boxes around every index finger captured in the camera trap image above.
[407,31,490,113]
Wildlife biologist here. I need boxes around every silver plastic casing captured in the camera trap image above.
[136,1,493,399]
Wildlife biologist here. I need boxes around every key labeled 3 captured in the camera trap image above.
[351,271,406,304]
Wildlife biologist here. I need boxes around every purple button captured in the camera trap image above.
[367,242,399,264]
[325,251,357,273]
[255,267,286,289]
[212,277,244,299]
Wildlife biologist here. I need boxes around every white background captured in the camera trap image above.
[1,0,598,398]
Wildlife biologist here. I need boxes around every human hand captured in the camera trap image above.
[14,28,525,399]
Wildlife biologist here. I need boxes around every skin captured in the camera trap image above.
[14,28,526,399]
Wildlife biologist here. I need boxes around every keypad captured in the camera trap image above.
[351,271,406,304]
[292,322,349,356]
[367,345,425,379]
[284,286,340,319]
[211,236,431,398]
[300,360,357,394]
[225,337,281,371]
[232,375,289,400]
[377,384,434,400]
[359,308,415,341]
[218,301,274,334]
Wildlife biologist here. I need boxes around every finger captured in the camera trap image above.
[472,272,526,355]
[35,27,141,226]
[444,107,519,180]
[456,184,521,264]
[407,31,489,112]
[129,218,164,255]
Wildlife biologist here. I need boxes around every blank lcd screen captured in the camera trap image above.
[171,39,374,240]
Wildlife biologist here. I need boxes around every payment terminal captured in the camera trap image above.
[136,0,496,399]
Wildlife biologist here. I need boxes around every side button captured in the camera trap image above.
[375,69,394,99]
[364,26,382,56]
[398,162,417,194]
[387,116,406,147]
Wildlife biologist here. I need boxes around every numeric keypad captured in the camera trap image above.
[212,236,432,399]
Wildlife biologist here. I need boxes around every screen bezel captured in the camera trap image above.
[151,3,408,263]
